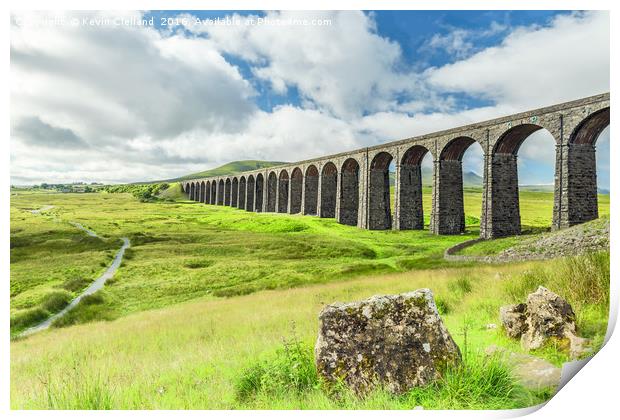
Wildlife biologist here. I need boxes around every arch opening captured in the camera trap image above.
[278,170,289,213]
[205,181,211,204]
[320,162,337,218]
[211,181,217,204]
[238,177,246,210]
[217,180,224,205]
[304,165,319,215]
[266,172,277,212]
[224,179,232,206]
[231,178,239,207]
[190,182,196,201]
[369,151,394,230]
[487,124,555,237]
[255,174,264,212]
[399,145,431,230]
[247,175,256,211]
[339,158,360,226]
[559,108,610,227]
[433,137,483,235]
[290,168,303,214]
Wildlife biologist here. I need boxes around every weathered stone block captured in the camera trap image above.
[315,289,461,395]
[500,286,590,359]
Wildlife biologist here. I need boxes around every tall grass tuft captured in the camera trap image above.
[235,336,319,401]
[41,371,115,409]
[503,251,609,311]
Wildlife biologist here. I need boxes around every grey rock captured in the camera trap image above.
[315,288,461,395]
[499,303,527,338]
[522,286,590,358]
[500,286,591,359]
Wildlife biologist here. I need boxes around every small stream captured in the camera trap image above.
[19,208,130,337]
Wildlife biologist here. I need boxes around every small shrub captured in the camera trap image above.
[10,308,48,331]
[235,337,318,401]
[41,291,72,313]
[435,295,451,315]
[184,259,213,269]
[451,276,473,295]
[51,292,110,329]
[81,293,105,306]
[503,270,541,302]
[61,276,91,292]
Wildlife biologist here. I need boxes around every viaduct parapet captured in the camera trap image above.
[181,93,610,239]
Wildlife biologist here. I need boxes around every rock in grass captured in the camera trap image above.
[499,303,527,338]
[315,288,461,395]
[500,286,590,358]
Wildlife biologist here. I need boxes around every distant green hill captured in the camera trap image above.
[168,160,288,182]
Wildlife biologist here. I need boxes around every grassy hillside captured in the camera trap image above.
[10,188,610,409]
[10,251,609,409]
[10,188,609,337]
[172,160,288,181]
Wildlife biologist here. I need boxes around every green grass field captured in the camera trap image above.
[9,186,610,409]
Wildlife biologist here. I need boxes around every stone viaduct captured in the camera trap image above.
[182,93,610,239]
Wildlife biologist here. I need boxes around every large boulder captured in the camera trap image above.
[315,288,461,395]
[500,286,590,358]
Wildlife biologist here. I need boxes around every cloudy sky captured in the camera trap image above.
[10,10,610,187]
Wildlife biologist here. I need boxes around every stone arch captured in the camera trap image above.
[320,162,337,218]
[247,175,256,211]
[238,176,246,210]
[304,165,319,215]
[488,124,553,237]
[205,181,211,204]
[399,145,432,230]
[290,168,303,214]
[339,158,360,226]
[559,107,610,227]
[570,107,609,145]
[231,177,239,207]
[267,172,277,212]
[369,151,394,230]
[224,178,232,206]
[278,170,289,213]
[493,124,543,155]
[255,173,264,212]
[432,136,481,234]
[217,179,224,205]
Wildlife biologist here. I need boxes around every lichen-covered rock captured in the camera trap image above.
[500,286,590,359]
[521,286,589,358]
[315,289,461,395]
[499,303,527,338]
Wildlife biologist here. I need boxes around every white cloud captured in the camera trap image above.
[183,11,438,119]
[427,11,609,108]
[9,11,610,186]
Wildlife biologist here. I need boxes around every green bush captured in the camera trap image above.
[451,276,473,295]
[41,290,73,313]
[235,337,319,401]
[10,307,48,331]
[400,353,535,409]
[61,276,91,292]
[435,295,451,315]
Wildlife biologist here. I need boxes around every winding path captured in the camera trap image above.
[19,207,130,337]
